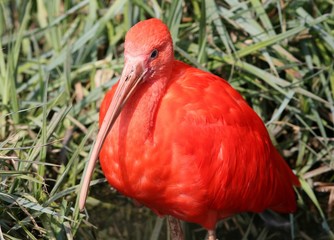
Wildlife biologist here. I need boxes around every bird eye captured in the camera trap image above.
[150,49,158,59]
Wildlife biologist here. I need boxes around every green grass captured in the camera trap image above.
[0,0,333,239]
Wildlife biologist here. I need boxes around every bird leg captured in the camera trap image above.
[206,230,217,240]
[167,216,184,240]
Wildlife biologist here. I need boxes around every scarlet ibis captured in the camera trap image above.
[79,18,300,239]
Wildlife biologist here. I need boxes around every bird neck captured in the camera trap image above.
[120,70,171,141]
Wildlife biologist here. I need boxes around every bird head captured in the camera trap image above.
[123,18,174,84]
[79,18,174,210]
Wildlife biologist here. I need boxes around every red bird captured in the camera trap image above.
[80,18,300,239]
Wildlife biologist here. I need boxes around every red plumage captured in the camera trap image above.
[80,18,299,234]
[99,61,299,229]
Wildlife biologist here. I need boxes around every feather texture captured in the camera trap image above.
[99,59,299,229]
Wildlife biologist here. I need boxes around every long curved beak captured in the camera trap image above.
[79,57,147,211]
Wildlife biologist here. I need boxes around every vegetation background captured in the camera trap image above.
[0,0,333,239]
